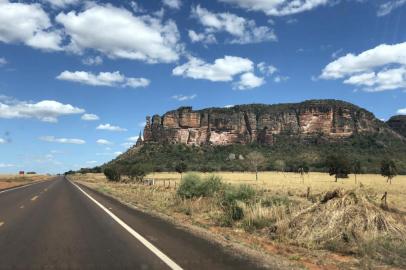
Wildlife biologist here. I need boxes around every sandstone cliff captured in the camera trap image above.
[387,115,406,137]
[142,100,387,146]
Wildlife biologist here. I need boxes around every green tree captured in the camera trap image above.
[103,167,121,182]
[381,160,397,184]
[326,154,350,182]
[246,151,266,181]
[129,163,152,182]
[175,162,188,180]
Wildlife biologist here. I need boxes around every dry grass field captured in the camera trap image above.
[0,174,52,190]
[86,171,406,211]
[71,171,406,269]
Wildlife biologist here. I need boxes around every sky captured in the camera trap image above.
[0,0,406,173]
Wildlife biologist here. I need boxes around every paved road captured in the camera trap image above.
[0,177,269,270]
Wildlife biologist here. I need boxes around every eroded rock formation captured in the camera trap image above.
[142,100,385,146]
[387,115,406,137]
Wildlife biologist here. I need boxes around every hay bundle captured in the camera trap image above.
[275,188,406,253]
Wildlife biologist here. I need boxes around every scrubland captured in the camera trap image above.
[70,172,406,269]
[0,174,52,190]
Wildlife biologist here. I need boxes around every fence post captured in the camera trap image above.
[306,186,311,199]
[381,191,388,209]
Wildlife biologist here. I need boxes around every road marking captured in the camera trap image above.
[31,195,39,201]
[0,221,4,227]
[70,181,183,270]
[20,205,24,209]
[0,181,48,195]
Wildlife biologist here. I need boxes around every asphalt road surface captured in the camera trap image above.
[0,177,269,270]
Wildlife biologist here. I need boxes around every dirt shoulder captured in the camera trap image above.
[68,173,390,270]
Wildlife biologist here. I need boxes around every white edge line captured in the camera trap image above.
[69,180,183,270]
[0,180,47,194]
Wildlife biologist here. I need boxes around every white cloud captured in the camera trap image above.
[218,0,330,16]
[173,55,254,82]
[163,0,181,9]
[190,5,276,44]
[0,57,7,66]
[127,136,139,142]
[82,56,103,66]
[96,123,127,132]
[320,42,406,91]
[57,71,150,88]
[188,30,217,44]
[0,163,14,168]
[0,138,5,144]
[257,62,277,76]
[234,72,265,90]
[0,98,84,123]
[172,94,197,101]
[377,0,406,16]
[40,136,86,144]
[397,108,406,115]
[114,151,123,156]
[81,113,99,121]
[86,160,98,164]
[56,4,182,63]
[224,104,234,108]
[274,75,289,83]
[43,0,80,8]
[96,139,113,145]
[121,142,134,148]
[0,0,62,51]
[331,48,343,59]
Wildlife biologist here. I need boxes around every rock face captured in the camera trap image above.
[387,115,406,137]
[143,100,385,146]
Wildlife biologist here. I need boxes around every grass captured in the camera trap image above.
[0,174,51,189]
[70,171,406,269]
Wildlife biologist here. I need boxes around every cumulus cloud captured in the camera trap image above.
[257,62,277,76]
[81,113,99,121]
[96,139,113,145]
[173,55,254,82]
[190,5,276,44]
[0,138,5,144]
[82,56,103,66]
[320,42,406,91]
[43,0,80,9]
[0,163,14,168]
[234,72,265,90]
[188,30,217,44]
[40,136,86,144]
[0,97,84,123]
[96,123,127,132]
[397,108,406,115]
[56,4,182,63]
[377,0,406,16]
[57,71,150,88]
[218,0,330,16]
[127,136,139,142]
[0,57,7,66]
[163,0,181,9]
[0,0,62,51]
[274,75,290,83]
[172,94,197,101]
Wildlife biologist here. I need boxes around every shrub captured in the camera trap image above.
[177,173,203,198]
[198,175,223,197]
[103,167,121,182]
[177,174,224,198]
[222,184,256,205]
[129,163,152,182]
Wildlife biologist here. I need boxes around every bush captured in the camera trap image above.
[129,163,152,182]
[103,167,121,182]
[198,175,223,197]
[222,184,256,205]
[177,174,224,198]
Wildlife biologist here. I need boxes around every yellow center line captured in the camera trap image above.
[31,195,39,201]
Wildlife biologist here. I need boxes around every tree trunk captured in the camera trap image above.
[355,174,357,184]
[255,169,258,181]
[335,175,338,182]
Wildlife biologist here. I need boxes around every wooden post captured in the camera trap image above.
[306,186,311,199]
[381,192,388,208]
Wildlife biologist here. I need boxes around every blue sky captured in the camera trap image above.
[0,0,406,173]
